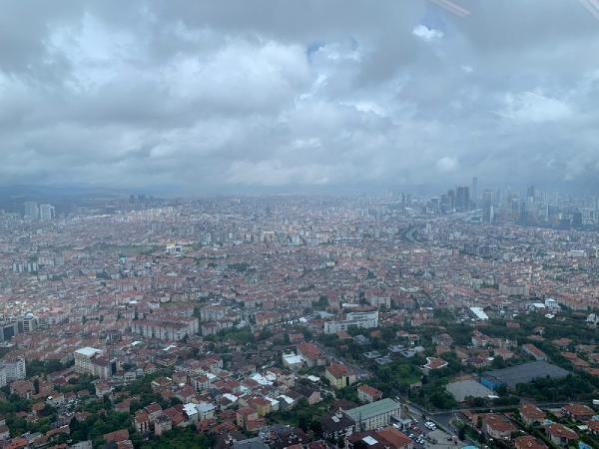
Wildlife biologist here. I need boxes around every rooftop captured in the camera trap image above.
[446,380,493,402]
[482,361,569,388]
[75,346,103,357]
[344,398,401,422]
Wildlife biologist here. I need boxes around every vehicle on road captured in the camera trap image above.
[424,421,437,430]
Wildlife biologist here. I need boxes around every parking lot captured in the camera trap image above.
[425,429,460,449]
[402,420,460,449]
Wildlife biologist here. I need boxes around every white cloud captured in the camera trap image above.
[412,25,444,42]
[1,1,599,191]
[436,156,459,173]
[500,91,572,123]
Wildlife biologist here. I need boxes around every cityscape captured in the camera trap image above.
[0,189,594,449]
[1,1,599,449]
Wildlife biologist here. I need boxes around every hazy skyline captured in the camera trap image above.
[2,0,599,194]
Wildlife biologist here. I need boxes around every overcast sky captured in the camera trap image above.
[2,0,599,194]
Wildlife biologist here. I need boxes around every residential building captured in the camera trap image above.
[522,344,547,361]
[514,435,547,449]
[482,414,517,440]
[357,384,383,403]
[74,347,116,379]
[519,404,546,426]
[297,342,326,367]
[325,362,356,389]
[321,412,356,441]
[546,423,578,447]
[561,404,595,422]
[131,318,199,341]
[324,311,379,334]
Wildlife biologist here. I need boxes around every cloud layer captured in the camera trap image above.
[2,0,599,193]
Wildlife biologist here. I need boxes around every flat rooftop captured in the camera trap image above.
[75,346,103,357]
[482,361,569,388]
[446,380,494,402]
[344,398,401,421]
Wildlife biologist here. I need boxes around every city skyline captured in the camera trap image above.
[0,3,598,449]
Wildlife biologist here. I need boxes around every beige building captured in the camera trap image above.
[74,347,116,379]
[325,362,356,389]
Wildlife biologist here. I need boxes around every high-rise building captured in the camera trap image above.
[39,204,56,221]
[471,177,479,206]
[483,204,495,224]
[482,189,496,207]
[527,185,535,202]
[447,189,456,211]
[24,201,39,220]
[456,186,470,212]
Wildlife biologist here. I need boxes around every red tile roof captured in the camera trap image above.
[327,362,350,379]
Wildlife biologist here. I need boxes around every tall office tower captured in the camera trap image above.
[447,189,456,211]
[527,185,535,202]
[471,177,478,206]
[456,186,470,212]
[39,204,56,221]
[23,201,39,220]
[482,189,496,207]
[483,204,495,224]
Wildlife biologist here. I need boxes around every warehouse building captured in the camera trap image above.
[343,398,402,431]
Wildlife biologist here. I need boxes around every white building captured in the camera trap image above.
[131,318,198,341]
[74,347,103,374]
[282,353,304,370]
[39,204,56,221]
[184,402,216,423]
[24,201,39,220]
[544,298,560,312]
[0,357,26,387]
[324,310,379,334]
[74,347,114,378]
[470,307,489,321]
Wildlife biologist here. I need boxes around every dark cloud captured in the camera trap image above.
[1,0,598,193]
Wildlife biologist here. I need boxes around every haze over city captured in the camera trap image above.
[0,3,598,449]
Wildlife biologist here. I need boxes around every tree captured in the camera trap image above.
[495,385,508,396]
[491,356,506,369]
[313,295,329,310]
[310,419,323,436]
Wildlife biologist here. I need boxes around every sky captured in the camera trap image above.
[2,0,599,195]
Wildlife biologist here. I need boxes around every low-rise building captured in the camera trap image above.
[546,423,578,447]
[522,344,547,361]
[321,412,355,441]
[297,342,326,367]
[344,398,402,432]
[482,414,516,440]
[519,403,546,426]
[357,384,383,403]
[514,435,547,449]
[325,362,356,389]
[561,404,595,422]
